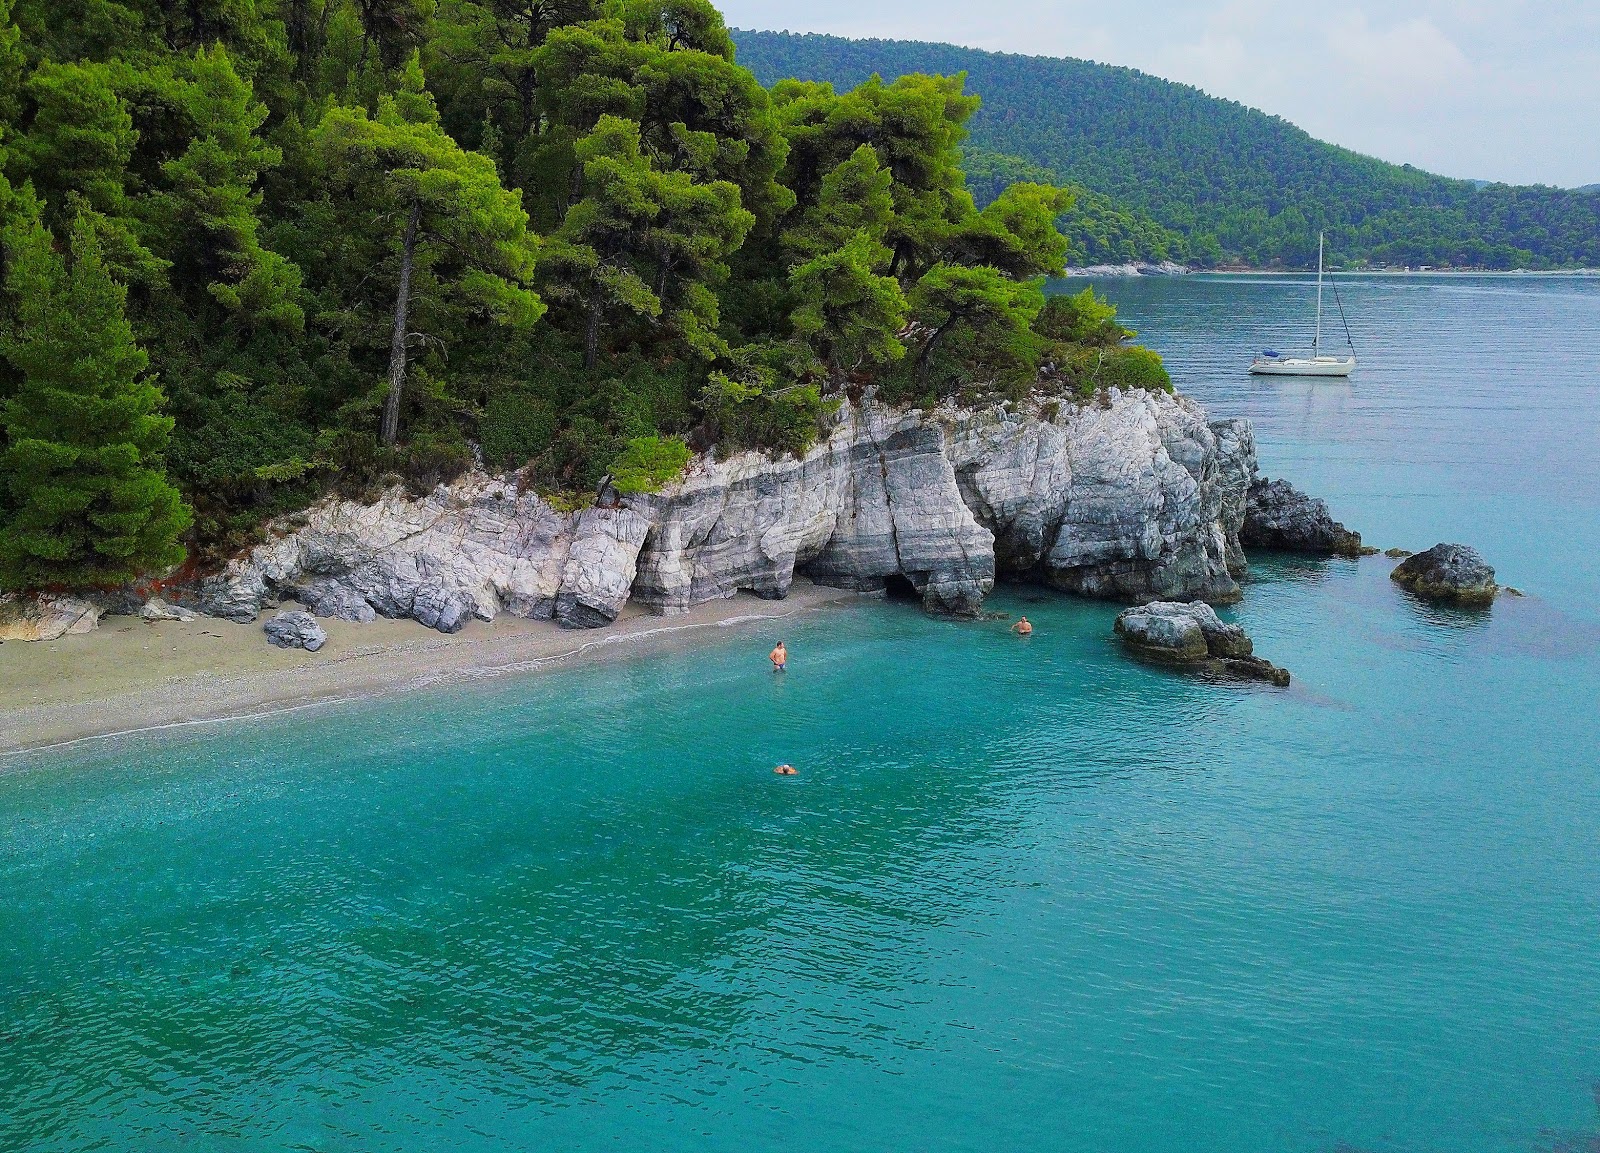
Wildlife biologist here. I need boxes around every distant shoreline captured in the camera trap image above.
[0,582,861,758]
[1062,264,1600,279]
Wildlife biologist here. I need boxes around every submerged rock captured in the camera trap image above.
[1384,547,1413,559]
[1114,600,1290,686]
[1242,476,1364,556]
[1390,543,1498,606]
[263,610,327,652]
[0,593,101,641]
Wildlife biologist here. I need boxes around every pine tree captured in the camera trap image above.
[0,194,191,589]
[314,53,543,446]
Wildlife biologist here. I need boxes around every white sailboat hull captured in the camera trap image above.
[1249,356,1356,377]
[1249,232,1357,378]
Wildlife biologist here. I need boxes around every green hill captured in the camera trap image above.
[733,30,1600,270]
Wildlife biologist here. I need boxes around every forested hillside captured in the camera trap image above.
[0,0,1172,592]
[734,30,1600,271]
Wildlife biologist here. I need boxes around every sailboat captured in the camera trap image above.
[1250,233,1356,377]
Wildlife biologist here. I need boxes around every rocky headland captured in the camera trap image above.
[160,388,1259,634]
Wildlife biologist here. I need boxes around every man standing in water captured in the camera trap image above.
[1012,616,1033,636]
[769,641,787,671]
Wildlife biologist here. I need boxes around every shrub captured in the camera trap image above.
[609,435,690,494]
[539,416,622,492]
[401,427,475,495]
[699,371,834,458]
[1032,287,1131,346]
[1097,346,1173,392]
[481,389,557,468]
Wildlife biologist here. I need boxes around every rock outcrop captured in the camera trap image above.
[1242,476,1365,556]
[1390,543,1498,606]
[947,396,1250,604]
[264,610,327,651]
[172,389,1260,631]
[139,596,195,623]
[0,593,101,641]
[1114,601,1290,685]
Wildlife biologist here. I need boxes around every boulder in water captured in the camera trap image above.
[1390,543,1498,606]
[1114,600,1290,685]
[1242,477,1365,556]
[263,610,327,652]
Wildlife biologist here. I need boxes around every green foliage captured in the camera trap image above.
[609,433,689,493]
[699,351,835,457]
[481,389,558,469]
[1094,345,1171,393]
[907,263,1043,393]
[735,31,1600,270]
[0,0,1162,584]
[313,53,544,443]
[0,202,191,588]
[954,182,1072,278]
[1033,288,1129,347]
[789,233,908,378]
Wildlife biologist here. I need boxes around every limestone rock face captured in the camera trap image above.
[263,610,327,651]
[1115,600,1288,685]
[947,391,1250,603]
[631,405,993,617]
[554,507,652,628]
[175,389,1258,630]
[1390,543,1498,605]
[170,568,267,622]
[1243,476,1364,556]
[0,593,101,641]
[1114,601,1211,662]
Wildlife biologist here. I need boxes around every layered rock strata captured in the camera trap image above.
[172,389,1259,632]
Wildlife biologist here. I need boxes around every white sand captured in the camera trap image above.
[0,580,860,755]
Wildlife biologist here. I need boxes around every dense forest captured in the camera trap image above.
[0,0,1172,592]
[734,30,1600,271]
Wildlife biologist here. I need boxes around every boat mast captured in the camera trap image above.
[1314,232,1324,358]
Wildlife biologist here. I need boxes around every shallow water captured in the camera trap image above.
[3,275,1599,1152]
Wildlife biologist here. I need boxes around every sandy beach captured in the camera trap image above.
[0,580,860,756]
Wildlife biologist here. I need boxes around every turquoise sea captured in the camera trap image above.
[3,274,1598,1152]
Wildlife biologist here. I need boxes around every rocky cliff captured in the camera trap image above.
[176,388,1258,631]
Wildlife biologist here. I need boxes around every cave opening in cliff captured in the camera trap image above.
[883,574,920,602]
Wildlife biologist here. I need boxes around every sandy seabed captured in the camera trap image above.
[0,580,859,756]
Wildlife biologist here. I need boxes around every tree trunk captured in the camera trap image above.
[915,315,959,388]
[583,281,602,371]
[380,201,421,448]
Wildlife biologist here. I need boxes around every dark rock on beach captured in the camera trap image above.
[263,610,327,652]
[289,577,376,624]
[1242,476,1365,557]
[1390,543,1498,606]
[1114,600,1290,685]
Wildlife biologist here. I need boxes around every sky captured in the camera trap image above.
[720,1,1600,188]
